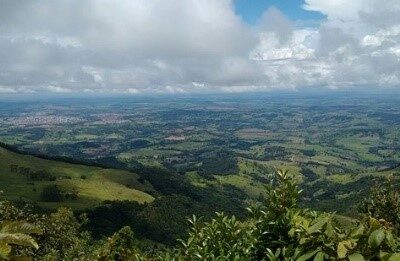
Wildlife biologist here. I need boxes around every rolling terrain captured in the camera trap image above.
[0,145,155,210]
[0,143,250,244]
[1,93,400,244]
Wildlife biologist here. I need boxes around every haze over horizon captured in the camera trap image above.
[0,0,399,95]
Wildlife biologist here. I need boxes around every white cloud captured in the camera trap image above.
[252,29,317,61]
[250,0,400,89]
[0,0,399,93]
[259,6,293,44]
[0,0,259,93]
[126,88,141,94]
[192,82,205,89]
[46,85,72,93]
[164,86,186,94]
[303,0,367,21]
[0,86,17,93]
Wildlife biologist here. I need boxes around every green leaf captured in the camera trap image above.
[299,237,308,245]
[389,253,400,261]
[0,233,39,249]
[0,221,41,235]
[297,249,319,261]
[314,251,325,261]
[288,228,296,237]
[337,241,348,259]
[368,229,385,248]
[0,242,11,258]
[324,221,335,238]
[348,253,365,261]
[307,216,329,234]
[350,224,365,238]
[386,231,396,247]
[337,239,357,259]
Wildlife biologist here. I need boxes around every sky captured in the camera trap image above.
[234,0,325,25]
[0,0,399,95]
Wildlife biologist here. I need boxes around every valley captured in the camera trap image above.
[1,93,399,214]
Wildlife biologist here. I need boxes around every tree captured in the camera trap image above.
[40,185,64,202]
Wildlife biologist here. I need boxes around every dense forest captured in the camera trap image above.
[1,170,400,260]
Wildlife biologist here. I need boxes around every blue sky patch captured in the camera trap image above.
[234,0,326,25]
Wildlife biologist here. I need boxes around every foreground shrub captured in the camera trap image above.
[360,176,400,233]
[2,169,400,260]
[175,214,255,260]
[0,220,41,260]
[168,170,400,260]
[0,202,94,260]
[37,208,94,260]
[98,226,141,261]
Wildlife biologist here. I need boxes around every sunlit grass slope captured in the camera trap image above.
[0,147,155,210]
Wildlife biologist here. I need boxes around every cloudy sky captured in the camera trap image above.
[0,0,399,94]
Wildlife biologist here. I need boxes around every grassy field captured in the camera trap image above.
[0,147,155,210]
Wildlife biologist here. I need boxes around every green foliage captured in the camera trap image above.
[168,169,400,260]
[0,221,41,260]
[360,176,400,232]
[300,149,316,157]
[175,214,255,260]
[198,150,239,177]
[263,169,300,216]
[250,169,302,257]
[0,202,94,260]
[2,169,400,260]
[40,185,64,202]
[36,208,93,260]
[0,146,154,210]
[300,167,318,182]
[98,226,141,261]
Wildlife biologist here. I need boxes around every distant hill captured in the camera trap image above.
[0,145,155,210]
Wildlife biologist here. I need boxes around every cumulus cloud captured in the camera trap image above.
[0,0,257,93]
[259,7,293,44]
[0,0,399,93]
[251,0,400,89]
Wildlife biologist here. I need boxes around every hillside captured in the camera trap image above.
[2,168,400,260]
[0,146,155,210]
[0,144,253,245]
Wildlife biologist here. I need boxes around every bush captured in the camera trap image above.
[2,169,400,260]
[36,208,93,260]
[360,176,400,232]
[97,226,141,260]
[300,149,317,157]
[0,220,41,260]
[174,214,256,260]
[198,150,239,177]
[40,185,64,202]
[300,167,318,181]
[0,202,93,260]
[167,170,400,260]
